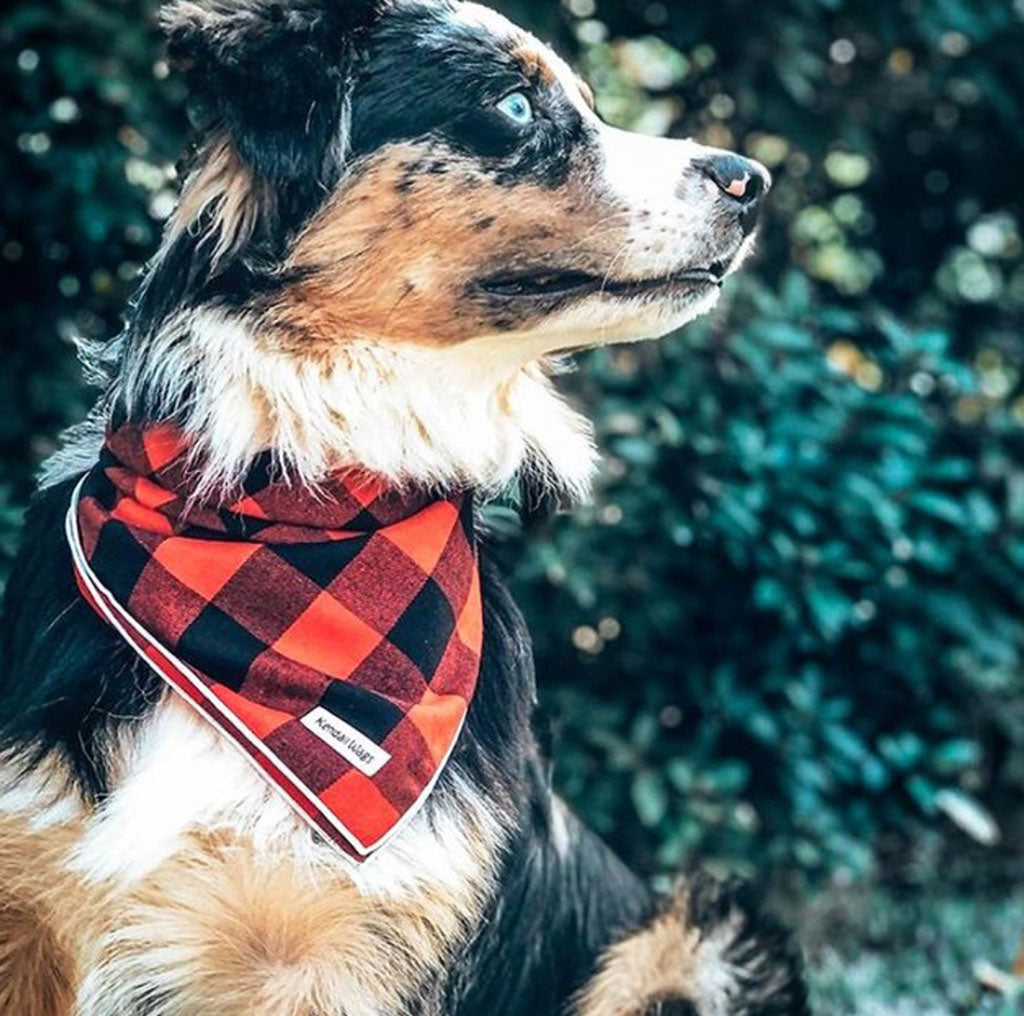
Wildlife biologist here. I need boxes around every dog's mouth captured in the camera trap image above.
[477,264,726,301]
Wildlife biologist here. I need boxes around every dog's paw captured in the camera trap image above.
[575,869,809,1016]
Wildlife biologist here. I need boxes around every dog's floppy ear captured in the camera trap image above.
[161,0,386,184]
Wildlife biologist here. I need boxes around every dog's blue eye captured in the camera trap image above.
[496,91,535,126]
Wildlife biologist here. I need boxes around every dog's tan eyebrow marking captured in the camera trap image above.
[512,42,596,112]
[512,44,560,88]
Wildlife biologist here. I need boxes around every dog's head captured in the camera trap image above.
[119,0,769,493]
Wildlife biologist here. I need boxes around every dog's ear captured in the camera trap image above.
[128,0,388,331]
[161,0,386,185]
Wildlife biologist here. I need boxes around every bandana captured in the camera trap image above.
[65,421,482,863]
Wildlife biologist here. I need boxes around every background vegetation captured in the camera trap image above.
[3,0,1024,1008]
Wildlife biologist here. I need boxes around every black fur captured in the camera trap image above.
[438,786,654,1014]
[163,0,384,187]
[350,2,593,189]
[0,479,162,800]
[130,0,593,347]
[133,0,390,337]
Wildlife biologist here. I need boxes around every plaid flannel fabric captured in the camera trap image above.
[67,421,482,861]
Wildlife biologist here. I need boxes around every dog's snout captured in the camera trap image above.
[695,153,771,234]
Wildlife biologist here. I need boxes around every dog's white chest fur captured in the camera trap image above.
[0,696,503,1016]
[69,697,500,895]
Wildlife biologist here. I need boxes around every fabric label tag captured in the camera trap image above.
[301,708,392,776]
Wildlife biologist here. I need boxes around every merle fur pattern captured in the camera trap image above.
[132,0,592,365]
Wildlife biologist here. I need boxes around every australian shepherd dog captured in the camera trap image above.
[0,1,809,1013]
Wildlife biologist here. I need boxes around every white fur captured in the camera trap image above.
[0,750,85,831]
[38,403,109,490]
[68,695,503,902]
[598,125,767,279]
[114,308,599,500]
[56,697,503,1016]
[691,912,748,1016]
[549,796,573,859]
[692,909,788,1016]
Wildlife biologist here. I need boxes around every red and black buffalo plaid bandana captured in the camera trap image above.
[65,420,482,863]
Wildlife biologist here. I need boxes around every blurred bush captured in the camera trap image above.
[2,0,1024,883]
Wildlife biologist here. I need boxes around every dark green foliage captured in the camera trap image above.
[1,0,184,497]
[510,281,1022,879]
[3,0,1024,887]
[805,883,1024,1013]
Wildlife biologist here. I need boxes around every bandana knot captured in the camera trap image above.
[67,422,482,862]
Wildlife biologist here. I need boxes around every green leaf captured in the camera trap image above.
[631,770,669,828]
[805,580,854,639]
[908,491,966,526]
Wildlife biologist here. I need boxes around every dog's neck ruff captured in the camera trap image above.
[66,420,482,863]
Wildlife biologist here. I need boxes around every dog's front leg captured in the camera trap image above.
[445,783,808,1016]
[572,866,809,1016]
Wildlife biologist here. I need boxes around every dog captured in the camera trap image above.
[0,1,809,1013]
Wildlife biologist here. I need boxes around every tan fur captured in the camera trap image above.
[573,889,701,1016]
[79,831,488,1015]
[0,813,92,1016]
[513,43,561,88]
[576,77,596,112]
[168,137,267,268]
[267,141,617,351]
[0,904,74,1016]
[510,40,594,111]
[0,742,497,1015]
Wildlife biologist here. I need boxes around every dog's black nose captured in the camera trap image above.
[696,153,771,233]
[698,153,769,204]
